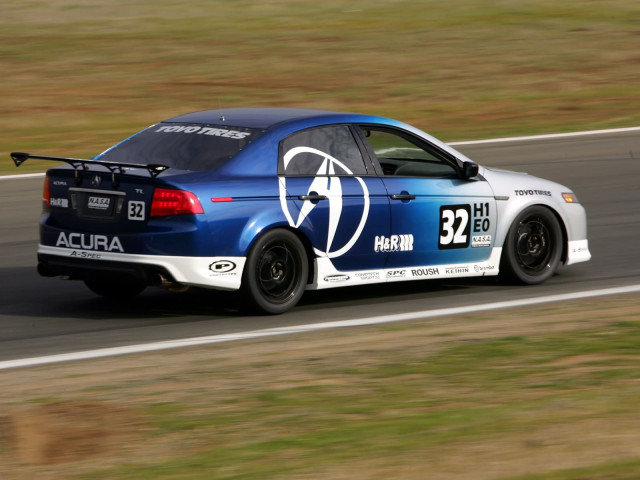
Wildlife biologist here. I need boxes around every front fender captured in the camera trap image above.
[484,168,589,259]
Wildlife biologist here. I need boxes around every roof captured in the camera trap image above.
[164,107,357,130]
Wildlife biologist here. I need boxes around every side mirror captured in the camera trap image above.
[462,161,479,180]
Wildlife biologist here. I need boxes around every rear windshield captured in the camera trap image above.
[97,123,262,171]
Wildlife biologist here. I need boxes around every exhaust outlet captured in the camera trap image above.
[151,273,189,292]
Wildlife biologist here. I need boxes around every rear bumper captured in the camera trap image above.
[37,245,246,291]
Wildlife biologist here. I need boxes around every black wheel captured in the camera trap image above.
[500,206,563,284]
[241,229,308,314]
[84,276,147,299]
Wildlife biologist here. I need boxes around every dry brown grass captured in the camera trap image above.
[2,0,640,172]
[0,294,639,479]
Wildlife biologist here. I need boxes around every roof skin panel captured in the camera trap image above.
[163,107,383,130]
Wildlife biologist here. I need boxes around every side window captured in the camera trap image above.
[360,127,458,178]
[280,125,368,176]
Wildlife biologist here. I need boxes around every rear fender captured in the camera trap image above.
[236,205,294,255]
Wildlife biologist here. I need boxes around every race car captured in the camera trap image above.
[12,108,591,313]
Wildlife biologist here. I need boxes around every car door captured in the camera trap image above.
[356,126,497,272]
[278,124,390,273]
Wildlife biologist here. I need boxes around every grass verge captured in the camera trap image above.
[0,294,639,479]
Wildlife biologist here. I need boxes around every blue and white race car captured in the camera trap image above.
[12,108,591,313]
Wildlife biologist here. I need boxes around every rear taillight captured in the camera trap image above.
[150,188,204,217]
[42,177,50,211]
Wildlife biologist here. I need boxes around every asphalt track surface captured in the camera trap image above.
[1,130,639,362]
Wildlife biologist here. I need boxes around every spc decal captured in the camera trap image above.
[439,205,471,249]
[279,146,370,259]
[374,234,414,252]
[386,270,407,278]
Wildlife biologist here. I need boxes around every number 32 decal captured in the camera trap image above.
[128,201,145,221]
[439,205,470,249]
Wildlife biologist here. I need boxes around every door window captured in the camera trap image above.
[280,125,369,176]
[360,127,458,178]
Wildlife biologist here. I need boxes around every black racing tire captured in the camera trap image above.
[241,229,308,314]
[84,276,147,299]
[500,206,563,285]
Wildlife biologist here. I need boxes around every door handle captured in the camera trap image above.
[298,194,327,202]
[390,193,416,200]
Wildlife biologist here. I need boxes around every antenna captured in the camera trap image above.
[218,98,225,122]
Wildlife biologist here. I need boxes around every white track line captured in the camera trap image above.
[2,126,639,181]
[0,172,45,180]
[1,284,639,370]
[448,126,640,146]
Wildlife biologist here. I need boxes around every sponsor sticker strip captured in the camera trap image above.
[313,249,503,289]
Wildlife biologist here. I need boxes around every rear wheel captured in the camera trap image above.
[84,276,147,299]
[242,229,308,314]
[500,206,563,284]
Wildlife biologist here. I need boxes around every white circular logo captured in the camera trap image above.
[279,146,370,259]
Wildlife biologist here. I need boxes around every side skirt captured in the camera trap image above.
[308,248,503,290]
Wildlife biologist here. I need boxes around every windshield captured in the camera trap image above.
[97,123,262,171]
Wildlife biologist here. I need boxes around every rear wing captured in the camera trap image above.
[11,152,169,185]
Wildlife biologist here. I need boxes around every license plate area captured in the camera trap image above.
[70,188,126,221]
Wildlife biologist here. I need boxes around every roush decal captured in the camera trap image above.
[56,232,124,252]
[155,125,251,140]
[279,146,370,259]
[411,267,439,277]
[374,234,414,252]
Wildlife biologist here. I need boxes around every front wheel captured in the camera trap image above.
[241,229,308,314]
[500,206,563,284]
